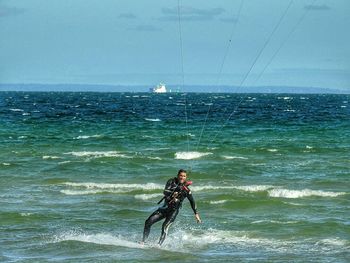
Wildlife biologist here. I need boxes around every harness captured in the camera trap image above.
[157,180,192,206]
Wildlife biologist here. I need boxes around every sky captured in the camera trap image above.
[0,0,349,92]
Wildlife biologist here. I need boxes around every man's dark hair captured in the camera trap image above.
[177,169,187,176]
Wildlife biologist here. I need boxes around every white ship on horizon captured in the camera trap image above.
[150,83,167,93]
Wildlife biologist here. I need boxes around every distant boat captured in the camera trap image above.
[150,83,167,93]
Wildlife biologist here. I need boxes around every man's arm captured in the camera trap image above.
[187,192,197,214]
[187,192,202,223]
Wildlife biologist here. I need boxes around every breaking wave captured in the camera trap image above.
[191,184,273,192]
[209,200,228,204]
[145,118,161,122]
[174,151,212,160]
[65,151,132,159]
[63,182,163,191]
[268,189,347,198]
[74,135,103,139]
[222,155,248,160]
[60,182,273,195]
[60,189,128,195]
[134,193,163,200]
[42,155,61,160]
[60,182,347,200]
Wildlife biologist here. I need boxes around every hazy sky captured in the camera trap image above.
[0,0,349,92]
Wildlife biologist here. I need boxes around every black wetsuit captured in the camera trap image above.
[142,177,197,245]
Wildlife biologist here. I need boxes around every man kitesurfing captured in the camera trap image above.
[141,169,201,245]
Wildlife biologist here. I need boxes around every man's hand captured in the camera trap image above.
[195,213,202,223]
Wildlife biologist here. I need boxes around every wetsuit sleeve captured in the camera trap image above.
[187,191,198,214]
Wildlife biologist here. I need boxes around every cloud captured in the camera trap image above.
[129,25,162,32]
[0,5,25,17]
[159,6,225,21]
[304,4,331,11]
[118,13,137,19]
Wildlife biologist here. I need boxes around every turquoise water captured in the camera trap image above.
[0,92,349,262]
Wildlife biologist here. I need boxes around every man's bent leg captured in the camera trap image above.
[142,209,165,242]
[158,209,179,245]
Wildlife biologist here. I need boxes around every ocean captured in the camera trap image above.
[0,91,349,262]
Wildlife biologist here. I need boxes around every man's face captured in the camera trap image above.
[178,172,187,184]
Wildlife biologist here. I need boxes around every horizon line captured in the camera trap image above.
[0,83,349,94]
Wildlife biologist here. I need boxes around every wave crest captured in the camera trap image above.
[145,118,161,122]
[175,151,212,160]
[134,193,163,200]
[74,135,103,139]
[268,189,346,198]
[65,151,131,159]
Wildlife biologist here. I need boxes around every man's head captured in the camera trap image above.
[177,169,187,184]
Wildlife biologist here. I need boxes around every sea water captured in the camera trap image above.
[0,92,349,262]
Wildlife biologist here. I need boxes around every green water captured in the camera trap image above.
[0,92,349,262]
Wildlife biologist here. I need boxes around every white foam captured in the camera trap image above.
[267,149,278,152]
[191,184,272,192]
[42,155,61,160]
[2,163,11,166]
[268,188,346,199]
[22,112,30,116]
[58,161,72,164]
[251,220,298,225]
[74,135,103,139]
[51,231,178,252]
[282,201,304,206]
[53,229,277,252]
[134,193,163,200]
[175,151,212,160]
[147,156,162,160]
[52,232,143,249]
[65,151,131,159]
[209,200,228,204]
[62,182,275,195]
[64,182,163,191]
[222,155,248,160]
[60,189,127,195]
[61,181,272,196]
[234,185,273,192]
[145,118,161,122]
[171,229,281,250]
[20,212,33,217]
[316,238,348,247]
[51,229,349,253]
[306,145,313,149]
[169,228,348,253]
[10,108,23,112]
